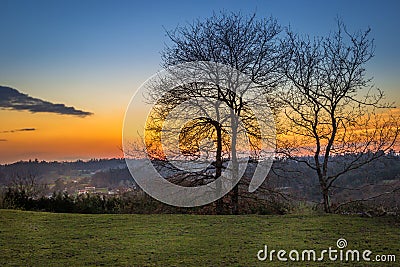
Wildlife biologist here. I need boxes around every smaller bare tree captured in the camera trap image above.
[277,21,400,213]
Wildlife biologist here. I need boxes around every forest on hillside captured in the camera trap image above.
[0,152,399,215]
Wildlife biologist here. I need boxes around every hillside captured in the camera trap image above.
[1,154,400,207]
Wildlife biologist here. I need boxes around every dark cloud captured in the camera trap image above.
[0,139,7,142]
[0,128,37,134]
[0,86,93,117]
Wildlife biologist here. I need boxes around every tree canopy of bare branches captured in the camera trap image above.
[144,12,282,214]
[277,21,400,212]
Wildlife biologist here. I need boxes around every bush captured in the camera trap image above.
[1,186,293,215]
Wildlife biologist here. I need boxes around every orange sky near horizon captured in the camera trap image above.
[1,100,400,164]
[0,108,125,164]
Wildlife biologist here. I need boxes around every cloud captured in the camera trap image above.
[0,139,7,142]
[0,86,93,117]
[0,128,37,134]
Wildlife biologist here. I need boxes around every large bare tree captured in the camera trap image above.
[277,21,400,213]
[154,12,282,214]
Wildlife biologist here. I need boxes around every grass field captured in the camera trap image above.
[0,209,399,266]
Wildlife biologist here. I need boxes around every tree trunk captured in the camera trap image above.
[230,111,239,215]
[322,187,331,213]
[215,123,224,215]
[216,197,224,214]
[231,184,239,215]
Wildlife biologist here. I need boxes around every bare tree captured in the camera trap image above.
[156,12,282,214]
[277,21,400,213]
[10,171,45,197]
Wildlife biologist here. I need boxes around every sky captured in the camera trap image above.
[0,0,399,164]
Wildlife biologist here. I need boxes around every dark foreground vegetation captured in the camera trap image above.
[0,189,290,215]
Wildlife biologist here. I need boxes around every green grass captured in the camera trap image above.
[0,209,399,266]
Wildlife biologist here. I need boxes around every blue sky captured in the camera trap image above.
[0,0,399,162]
